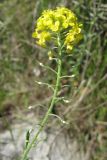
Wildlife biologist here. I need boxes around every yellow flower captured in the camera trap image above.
[35,31,51,47]
[62,21,69,29]
[32,7,82,53]
[51,21,60,31]
[67,45,73,51]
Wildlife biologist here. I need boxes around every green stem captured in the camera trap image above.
[21,35,62,160]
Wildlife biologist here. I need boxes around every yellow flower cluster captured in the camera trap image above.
[32,7,82,51]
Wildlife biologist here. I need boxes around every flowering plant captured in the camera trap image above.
[21,7,82,160]
[32,7,82,55]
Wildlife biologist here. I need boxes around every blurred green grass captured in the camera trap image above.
[0,0,107,159]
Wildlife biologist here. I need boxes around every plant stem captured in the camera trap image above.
[21,35,62,160]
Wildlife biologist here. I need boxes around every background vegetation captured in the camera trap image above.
[0,0,107,160]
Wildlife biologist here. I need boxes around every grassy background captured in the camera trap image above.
[0,0,107,159]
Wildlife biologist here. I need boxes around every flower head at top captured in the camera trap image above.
[32,7,82,54]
